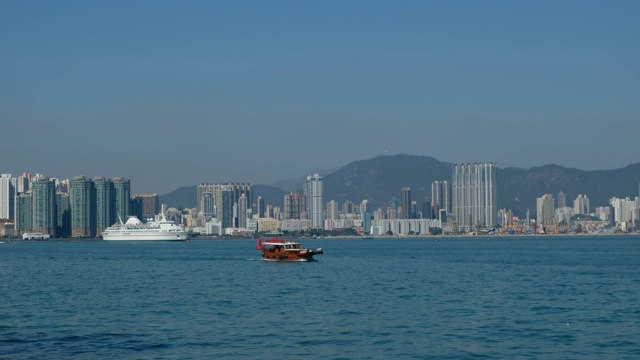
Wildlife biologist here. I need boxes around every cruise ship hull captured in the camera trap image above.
[102,232,189,241]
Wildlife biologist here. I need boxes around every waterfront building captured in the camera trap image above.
[56,192,71,237]
[281,219,312,232]
[238,193,248,229]
[15,192,32,234]
[431,180,450,216]
[304,173,323,228]
[401,187,411,219]
[284,190,305,220]
[452,163,498,229]
[113,177,131,220]
[70,176,95,237]
[536,194,555,231]
[132,194,159,221]
[94,177,115,235]
[257,218,279,233]
[31,175,57,236]
[0,174,14,220]
[610,197,638,227]
[371,218,442,236]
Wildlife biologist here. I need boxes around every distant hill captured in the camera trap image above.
[322,154,452,206]
[159,185,196,209]
[159,154,640,218]
[268,167,337,191]
[159,184,286,210]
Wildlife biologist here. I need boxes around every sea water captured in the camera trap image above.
[1,236,640,359]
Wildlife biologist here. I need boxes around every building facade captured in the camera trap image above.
[304,173,323,228]
[536,194,555,230]
[452,163,497,229]
[0,174,14,220]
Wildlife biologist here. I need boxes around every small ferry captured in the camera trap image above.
[256,238,323,262]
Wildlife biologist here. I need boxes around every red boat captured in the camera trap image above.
[256,238,323,262]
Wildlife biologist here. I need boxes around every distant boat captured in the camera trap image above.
[102,214,189,241]
[256,238,323,262]
[362,234,374,239]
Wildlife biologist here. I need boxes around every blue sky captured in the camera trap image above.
[1,1,638,193]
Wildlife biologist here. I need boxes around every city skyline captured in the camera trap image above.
[2,1,639,194]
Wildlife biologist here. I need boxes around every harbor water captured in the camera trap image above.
[1,236,640,359]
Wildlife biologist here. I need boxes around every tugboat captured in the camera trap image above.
[256,238,323,262]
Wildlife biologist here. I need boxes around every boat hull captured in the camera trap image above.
[102,232,189,241]
[261,249,323,262]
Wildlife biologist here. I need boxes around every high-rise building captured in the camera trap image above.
[238,193,248,229]
[16,173,30,193]
[70,176,95,237]
[113,177,131,221]
[216,185,234,228]
[451,163,497,229]
[421,197,432,219]
[0,174,14,220]
[401,187,412,219]
[342,200,353,215]
[197,183,216,216]
[536,194,555,230]
[56,192,71,237]
[132,194,159,220]
[94,177,115,235]
[610,197,638,226]
[431,180,450,215]
[304,173,323,228]
[31,175,57,236]
[573,195,590,215]
[360,200,370,214]
[284,190,305,220]
[388,197,398,212]
[15,192,33,234]
[328,200,339,220]
[557,191,566,209]
[257,196,265,218]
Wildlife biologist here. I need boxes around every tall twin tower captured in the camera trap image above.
[451,163,497,229]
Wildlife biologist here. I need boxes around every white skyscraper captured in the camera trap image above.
[304,173,323,228]
[536,194,555,229]
[451,163,497,229]
[0,174,14,220]
[431,180,450,214]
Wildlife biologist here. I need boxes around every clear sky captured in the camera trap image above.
[1,1,638,194]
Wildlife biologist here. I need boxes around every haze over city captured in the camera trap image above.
[2,1,639,193]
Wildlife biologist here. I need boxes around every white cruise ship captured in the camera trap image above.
[102,215,189,241]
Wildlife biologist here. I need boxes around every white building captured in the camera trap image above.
[536,194,555,229]
[0,174,14,220]
[573,195,590,215]
[610,197,638,226]
[451,163,497,229]
[304,173,323,228]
